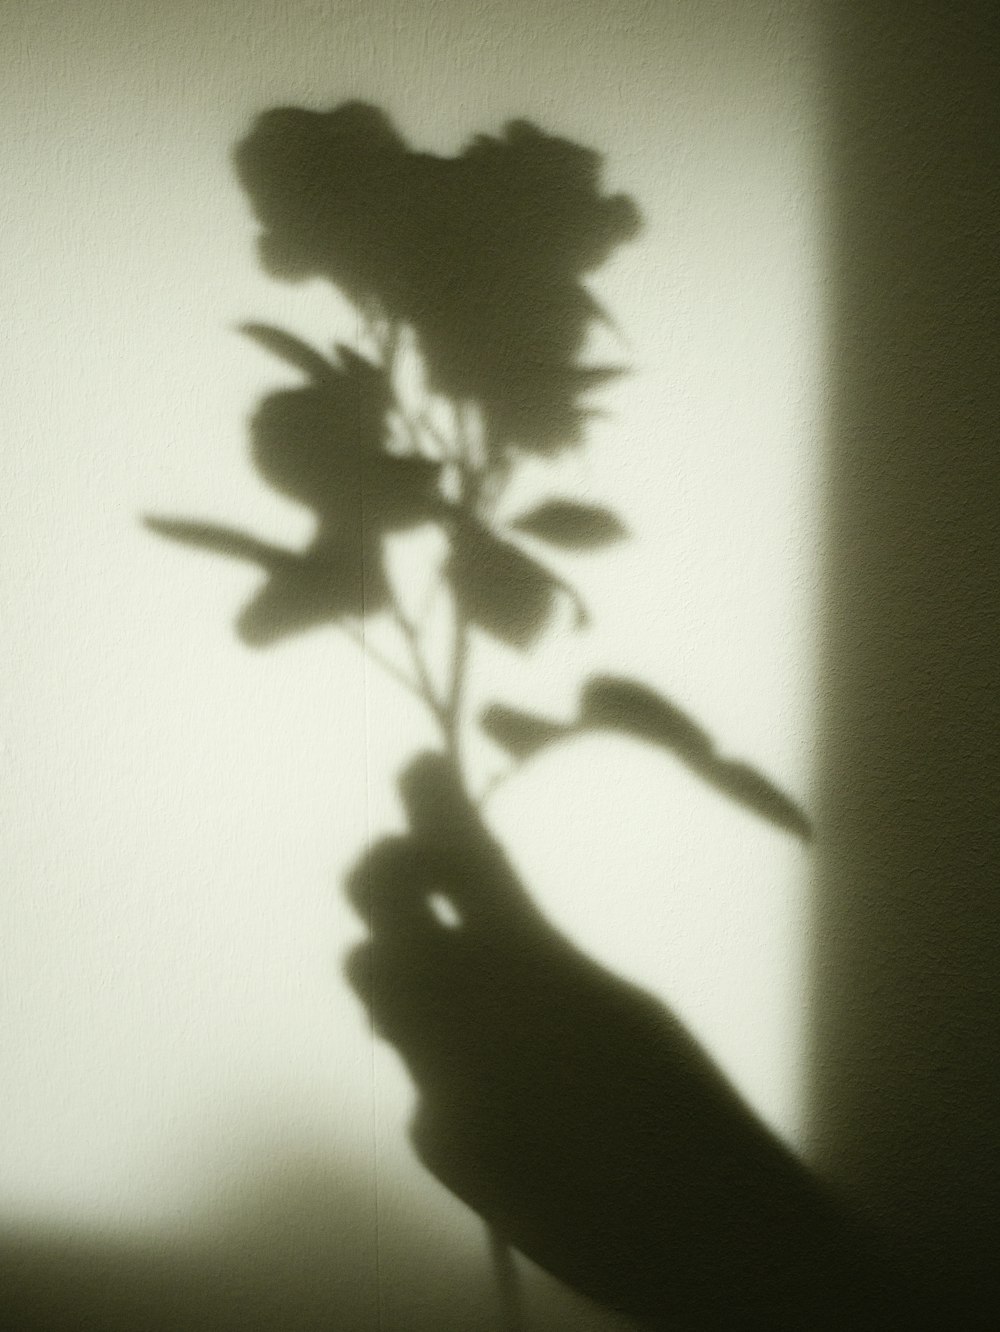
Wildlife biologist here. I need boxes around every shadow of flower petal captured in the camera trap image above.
[234,102,641,456]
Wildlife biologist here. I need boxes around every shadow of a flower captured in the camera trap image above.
[234,104,640,457]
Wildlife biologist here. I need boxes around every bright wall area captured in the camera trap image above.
[1,1,822,1325]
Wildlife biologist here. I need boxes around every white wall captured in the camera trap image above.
[1,1,822,1324]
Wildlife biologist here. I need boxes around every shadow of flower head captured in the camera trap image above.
[232,102,410,291]
[234,103,641,457]
[151,105,640,656]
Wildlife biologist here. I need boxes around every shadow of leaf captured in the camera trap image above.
[511,499,628,549]
[448,522,587,648]
[145,324,451,648]
[235,539,389,645]
[581,675,712,760]
[240,321,345,382]
[584,677,813,840]
[480,675,812,840]
[479,703,573,759]
[246,336,440,535]
[143,517,293,568]
[143,517,388,646]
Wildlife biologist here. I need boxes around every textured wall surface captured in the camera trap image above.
[12,0,971,1326]
[811,1,1000,1318]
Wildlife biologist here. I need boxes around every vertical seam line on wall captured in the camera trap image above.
[356,306,384,1330]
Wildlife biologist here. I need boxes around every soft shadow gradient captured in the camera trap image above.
[138,97,950,1328]
[346,754,939,1329]
[811,3,1000,1324]
[0,1146,507,1331]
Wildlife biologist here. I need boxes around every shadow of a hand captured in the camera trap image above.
[345,756,928,1330]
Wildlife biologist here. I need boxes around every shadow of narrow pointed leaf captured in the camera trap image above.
[581,675,812,841]
[511,499,627,549]
[143,516,291,569]
[333,342,389,377]
[569,365,628,388]
[145,515,388,646]
[582,676,713,762]
[240,323,342,383]
[708,760,814,843]
[479,703,573,759]
[237,539,389,647]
